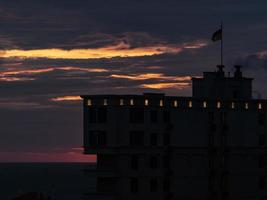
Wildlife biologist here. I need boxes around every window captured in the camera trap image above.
[220,112,227,124]
[160,100,164,107]
[87,99,92,106]
[89,131,106,146]
[258,113,265,125]
[130,99,134,106]
[203,101,207,108]
[150,133,158,146]
[188,101,192,108]
[231,102,235,109]
[145,99,149,106]
[98,108,107,123]
[217,101,221,109]
[150,178,158,192]
[259,155,265,168]
[130,131,144,146]
[103,99,108,106]
[163,178,170,192]
[131,155,139,170]
[233,90,238,98]
[89,107,107,123]
[245,102,248,109]
[163,111,171,123]
[173,100,178,107]
[120,99,124,106]
[162,156,170,168]
[222,134,227,146]
[258,103,262,110]
[150,156,158,169]
[150,110,158,123]
[209,158,214,169]
[163,133,170,146]
[130,178,138,193]
[259,135,265,146]
[129,108,144,123]
[208,134,214,146]
[209,123,216,132]
[208,112,214,121]
[258,177,266,190]
[89,108,97,123]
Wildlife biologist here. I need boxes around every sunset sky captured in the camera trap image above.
[1,0,267,162]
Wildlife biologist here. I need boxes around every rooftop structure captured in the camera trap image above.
[81,65,266,200]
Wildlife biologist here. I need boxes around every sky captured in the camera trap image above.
[1,0,267,162]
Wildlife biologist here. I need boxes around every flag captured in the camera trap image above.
[211,29,222,42]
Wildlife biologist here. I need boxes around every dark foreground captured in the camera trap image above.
[0,163,96,200]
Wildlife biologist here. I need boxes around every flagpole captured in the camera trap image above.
[221,21,223,66]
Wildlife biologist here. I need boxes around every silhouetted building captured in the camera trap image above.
[81,65,267,200]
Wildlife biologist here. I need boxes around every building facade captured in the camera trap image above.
[82,65,267,200]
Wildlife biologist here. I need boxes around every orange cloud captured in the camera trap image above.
[0,77,35,82]
[0,66,109,82]
[140,82,190,89]
[57,66,109,72]
[51,96,82,102]
[110,73,192,81]
[0,45,181,59]
[110,73,163,80]
[1,66,108,76]
[0,40,207,60]
[1,68,54,76]
[183,41,208,49]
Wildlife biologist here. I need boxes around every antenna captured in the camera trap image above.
[221,21,223,66]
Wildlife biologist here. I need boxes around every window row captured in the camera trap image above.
[130,177,170,193]
[89,131,170,147]
[130,176,265,194]
[87,99,264,110]
[89,131,266,147]
[208,156,266,169]
[130,155,170,170]
[88,108,266,126]
[208,134,266,146]
[88,107,171,124]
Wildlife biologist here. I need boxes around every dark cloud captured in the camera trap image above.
[1,0,267,160]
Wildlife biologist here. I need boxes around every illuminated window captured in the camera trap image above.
[160,100,163,107]
[87,99,92,106]
[245,102,249,109]
[231,102,235,109]
[173,100,178,107]
[258,103,262,110]
[203,101,207,108]
[145,99,149,106]
[188,101,192,108]
[103,99,108,106]
[217,101,221,109]
[130,99,134,106]
[120,99,124,106]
